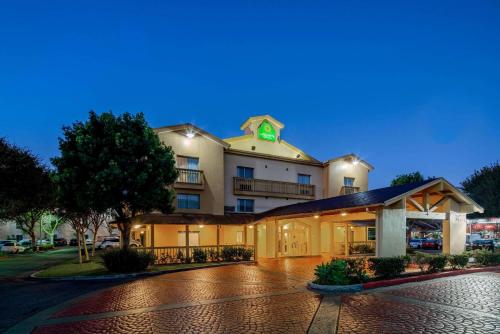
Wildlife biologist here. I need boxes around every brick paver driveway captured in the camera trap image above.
[5,258,499,334]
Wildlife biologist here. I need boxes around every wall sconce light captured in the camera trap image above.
[341,212,348,217]
[313,214,320,219]
[198,224,204,228]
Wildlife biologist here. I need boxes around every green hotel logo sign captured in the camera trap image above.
[257,120,276,142]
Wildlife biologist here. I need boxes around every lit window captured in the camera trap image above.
[237,199,254,213]
[236,231,244,244]
[177,194,200,209]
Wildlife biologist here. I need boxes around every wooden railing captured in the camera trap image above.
[136,244,255,264]
[340,186,360,195]
[177,168,203,184]
[233,177,315,200]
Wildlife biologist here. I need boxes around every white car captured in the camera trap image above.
[98,237,141,250]
[1,241,26,254]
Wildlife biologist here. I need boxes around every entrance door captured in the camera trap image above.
[281,222,309,257]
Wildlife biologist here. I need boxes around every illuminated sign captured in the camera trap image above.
[257,120,276,142]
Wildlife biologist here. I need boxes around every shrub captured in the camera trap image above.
[414,252,430,272]
[207,249,219,262]
[368,256,406,278]
[473,250,500,266]
[192,248,207,263]
[314,260,350,285]
[345,258,369,283]
[101,248,155,273]
[221,247,237,262]
[175,250,185,263]
[351,244,375,254]
[241,248,254,261]
[449,254,469,269]
[427,255,448,273]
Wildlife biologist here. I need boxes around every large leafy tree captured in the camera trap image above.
[0,138,54,248]
[52,111,178,249]
[390,171,425,186]
[461,162,500,218]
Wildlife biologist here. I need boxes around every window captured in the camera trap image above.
[237,166,254,179]
[177,156,199,170]
[367,227,376,241]
[178,231,200,246]
[344,177,355,187]
[177,194,200,209]
[237,199,254,212]
[298,174,311,184]
[236,231,244,244]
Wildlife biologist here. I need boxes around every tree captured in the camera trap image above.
[40,212,66,245]
[88,210,109,256]
[461,162,500,218]
[0,138,54,249]
[52,111,178,249]
[64,213,90,263]
[390,172,425,186]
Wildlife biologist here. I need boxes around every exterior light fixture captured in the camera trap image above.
[313,214,320,219]
[186,131,195,139]
[198,224,204,228]
[134,224,141,229]
[341,212,348,217]
[248,225,254,229]
[352,159,359,165]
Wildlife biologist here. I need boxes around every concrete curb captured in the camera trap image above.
[308,281,363,293]
[308,295,341,334]
[363,265,500,289]
[30,261,257,281]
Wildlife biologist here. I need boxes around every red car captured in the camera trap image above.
[421,239,442,250]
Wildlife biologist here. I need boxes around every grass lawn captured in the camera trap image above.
[36,260,239,278]
[0,247,78,278]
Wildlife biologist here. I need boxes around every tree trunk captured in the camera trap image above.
[76,230,83,264]
[29,231,37,252]
[82,231,90,261]
[119,220,131,250]
[91,227,98,257]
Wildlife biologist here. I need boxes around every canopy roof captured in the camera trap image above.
[257,178,483,219]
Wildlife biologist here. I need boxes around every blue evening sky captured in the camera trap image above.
[1,1,499,188]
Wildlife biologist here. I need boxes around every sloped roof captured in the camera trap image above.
[257,178,483,219]
[154,123,230,148]
[135,213,256,225]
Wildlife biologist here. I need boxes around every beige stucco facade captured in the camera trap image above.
[139,116,482,261]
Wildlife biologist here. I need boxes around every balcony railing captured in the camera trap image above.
[175,168,204,189]
[340,186,360,195]
[233,177,315,200]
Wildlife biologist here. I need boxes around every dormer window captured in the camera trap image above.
[344,177,355,187]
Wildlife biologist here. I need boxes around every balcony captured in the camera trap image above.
[340,186,360,195]
[175,169,204,190]
[233,177,315,200]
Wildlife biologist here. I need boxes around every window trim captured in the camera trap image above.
[237,166,254,179]
[344,177,355,187]
[236,198,255,213]
[177,155,200,170]
[297,173,311,185]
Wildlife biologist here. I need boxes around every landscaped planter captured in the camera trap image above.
[307,281,363,292]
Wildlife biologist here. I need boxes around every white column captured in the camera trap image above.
[266,220,277,258]
[376,199,407,257]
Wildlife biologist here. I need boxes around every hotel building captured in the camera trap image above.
[134,115,483,261]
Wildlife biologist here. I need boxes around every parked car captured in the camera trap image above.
[98,237,141,250]
[495,239,500,249]
[0,240,10,247]
[53,238,68,247]
[422,239,442,250]
[472,239,495,251]
[36,239,50,246]
[69,238,93,246]
[1,241,25,254]
[18,239,33,247]
[409,238,424,249]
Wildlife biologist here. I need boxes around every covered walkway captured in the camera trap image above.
[252,178,483,258]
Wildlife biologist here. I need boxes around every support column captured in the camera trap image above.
[185,224,190,258]
[344,223,349,257]
[329,222,334,256]
[216,224,220,255]
[376,199,406,257]
[253,224,258,259]
[442,199,467,254]
[243,225,248,247]
[274,220,279,258]
[150,224,155,251]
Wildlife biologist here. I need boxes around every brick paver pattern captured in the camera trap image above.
[23,258,500,334]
